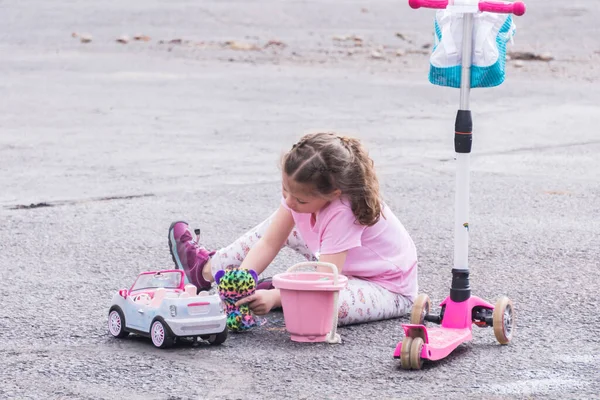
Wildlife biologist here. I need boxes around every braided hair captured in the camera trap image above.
[282,132,383,226]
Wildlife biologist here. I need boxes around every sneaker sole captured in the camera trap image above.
[168,220,190,284]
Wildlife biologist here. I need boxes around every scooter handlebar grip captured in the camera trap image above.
[479,1,526,16]
[408,0,449,10]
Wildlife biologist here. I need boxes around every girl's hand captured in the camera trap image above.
[235,289,280,315]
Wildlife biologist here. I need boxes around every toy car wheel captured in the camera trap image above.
[410,337,424,370]
[410,294,431,325]
[108,308,129,338]
[400,337,413,370]
[493,296,514,345]
[208,328,228,346]
[151,320,174,349]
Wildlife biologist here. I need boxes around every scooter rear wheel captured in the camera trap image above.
[493,296,515,345]
[400,337,413,369]
[410,337,424,370]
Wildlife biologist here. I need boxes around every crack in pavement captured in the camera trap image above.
[439,139,600,161]
[7,193,155,210]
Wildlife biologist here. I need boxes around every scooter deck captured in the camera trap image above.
[394,324,472,361]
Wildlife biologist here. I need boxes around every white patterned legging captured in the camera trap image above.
[209,213,412,326]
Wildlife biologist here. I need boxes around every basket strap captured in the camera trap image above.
[440,12,459,66]
[474,14,500,64]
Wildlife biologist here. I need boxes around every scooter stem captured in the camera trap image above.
[451,12,474,302]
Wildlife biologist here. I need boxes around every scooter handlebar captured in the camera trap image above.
[408,0,526,16]
[479,1,526,16]
[408,0,449,10]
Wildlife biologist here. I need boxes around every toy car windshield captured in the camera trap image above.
[131,271,183,292]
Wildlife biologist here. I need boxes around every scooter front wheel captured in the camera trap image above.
[410,294,431,325]
[493,296,515,345]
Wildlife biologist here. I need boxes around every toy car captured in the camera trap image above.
[108,269,228,348]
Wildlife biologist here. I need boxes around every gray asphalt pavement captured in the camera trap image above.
[1,0,599,399]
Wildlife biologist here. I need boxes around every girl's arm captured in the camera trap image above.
[239,204,295,276]
[317,251,348,274]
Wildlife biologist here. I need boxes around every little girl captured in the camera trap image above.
[168,132,418,326]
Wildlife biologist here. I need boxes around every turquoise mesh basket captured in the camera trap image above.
[429,15,514,89]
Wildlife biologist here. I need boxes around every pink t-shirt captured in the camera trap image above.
[281,197,418,301]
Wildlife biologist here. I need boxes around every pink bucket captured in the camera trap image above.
[273,262,348,343]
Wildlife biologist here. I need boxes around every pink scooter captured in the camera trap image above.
[394,0,526,370]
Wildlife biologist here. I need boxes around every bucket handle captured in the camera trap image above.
[286,261,342,344]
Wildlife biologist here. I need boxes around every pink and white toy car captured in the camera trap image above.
[108,269,228,348]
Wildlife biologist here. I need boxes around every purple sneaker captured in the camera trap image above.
[256,277,274,291]
[168,221,215,291]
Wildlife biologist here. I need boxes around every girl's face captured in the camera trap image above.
[282,173,340,214]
